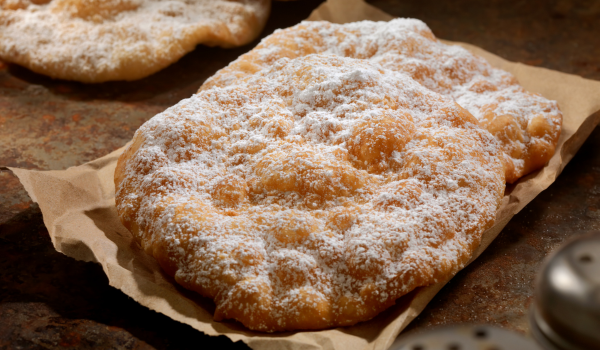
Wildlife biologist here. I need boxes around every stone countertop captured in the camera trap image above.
[1,0,599,349]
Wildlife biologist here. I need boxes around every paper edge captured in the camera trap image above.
[6,0,600,348]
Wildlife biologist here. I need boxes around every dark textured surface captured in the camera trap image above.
[369,0,600,335]
[371,0,600,80]
[1,0,599,349]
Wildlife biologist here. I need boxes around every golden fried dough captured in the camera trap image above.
[115,54,505,331]
[0,0,270,82]
[202,19,562,183]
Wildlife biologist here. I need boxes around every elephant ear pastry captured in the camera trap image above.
[202,19,562,183]
[114,54,505,332]
[0,0,270,82]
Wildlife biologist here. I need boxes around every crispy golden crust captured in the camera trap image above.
[0,0,270,82]
[115,54,505,331]
[201,19,562,183]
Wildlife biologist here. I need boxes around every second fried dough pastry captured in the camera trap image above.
[115,54,505,331]
[202,19,562,183]
[0,0,270,82]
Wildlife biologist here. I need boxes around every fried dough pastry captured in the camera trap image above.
[0,0,270,82]
[201,19,562,183]
[115,54,505,331]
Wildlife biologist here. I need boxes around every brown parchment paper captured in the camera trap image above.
[7,0,600,349]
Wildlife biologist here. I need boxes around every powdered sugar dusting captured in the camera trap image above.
[0,0,270,82]
[203,19,562,183]
[115,54,505,331]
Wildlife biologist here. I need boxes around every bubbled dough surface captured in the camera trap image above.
[0,0,270,82]
[115,54,505,331]
[201,19,562,183]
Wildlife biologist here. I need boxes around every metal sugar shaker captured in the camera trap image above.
[530,231,600,350]
[390,324,542,350]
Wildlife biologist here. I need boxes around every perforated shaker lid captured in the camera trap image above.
[390,324,542,350]
[530,231,600,350]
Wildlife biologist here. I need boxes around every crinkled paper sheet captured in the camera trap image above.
[7,0,600,349]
